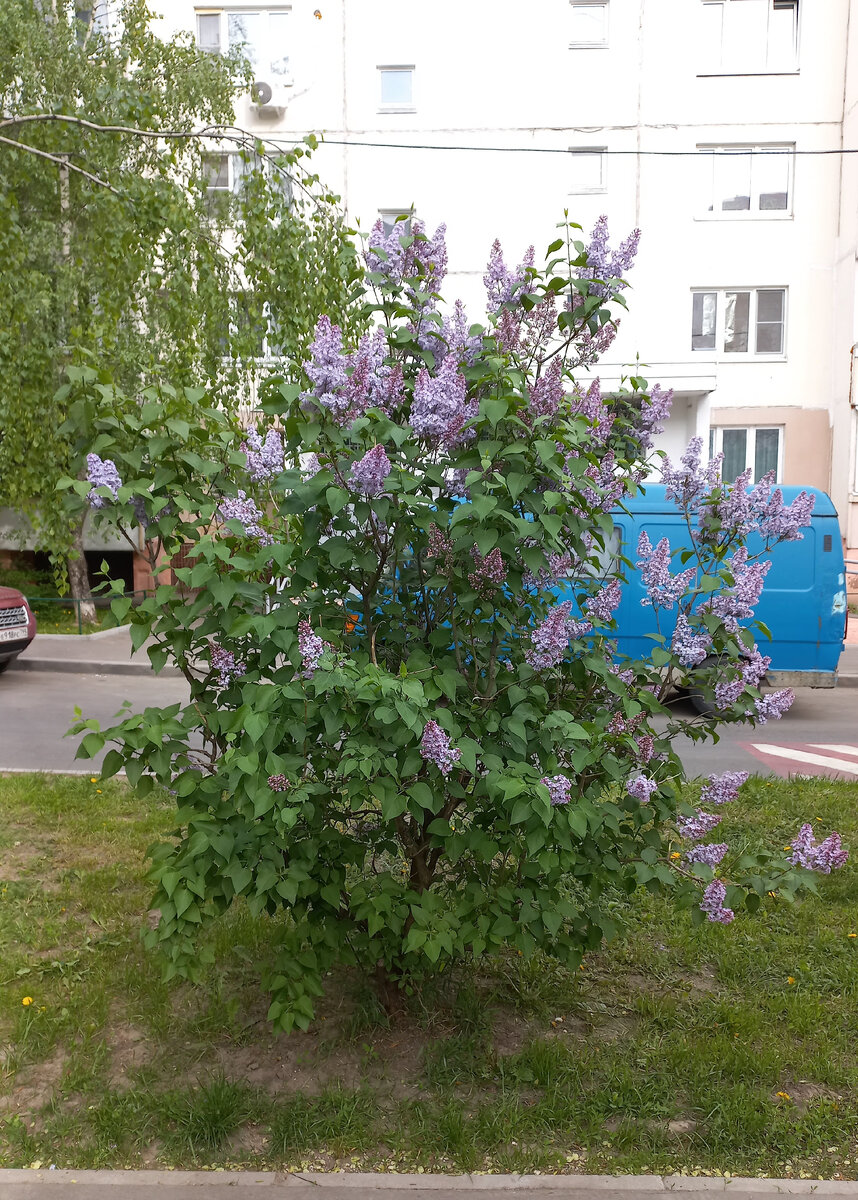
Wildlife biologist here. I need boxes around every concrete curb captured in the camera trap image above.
[10,658,181,678]
[0,1173,856,1193]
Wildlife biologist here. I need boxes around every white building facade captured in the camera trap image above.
[153,0,858,584]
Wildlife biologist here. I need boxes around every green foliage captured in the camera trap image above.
[0,0,362,572]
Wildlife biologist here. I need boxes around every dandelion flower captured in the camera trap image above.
[787,976,796,985]
[22,997,33,1006]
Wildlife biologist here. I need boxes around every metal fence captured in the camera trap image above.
[25,590,153,635]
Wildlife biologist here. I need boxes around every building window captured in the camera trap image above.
[204,151,291,216]
[691,288,786,356]
[196,9,291,84]
[378,66,415,112]
[709,425,783,483]
[699,144,794,217]
[569,0,609,46]
[700,0,799,75]
[568,147,607,193]
[378,209,413,237]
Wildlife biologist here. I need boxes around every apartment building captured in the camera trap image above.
[151,0,858,580]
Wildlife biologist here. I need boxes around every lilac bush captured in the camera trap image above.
[70,213,847,1030]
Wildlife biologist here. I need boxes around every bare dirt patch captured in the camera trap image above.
[108,1023,151,1090]
[774,1081,842,1112]
[0,1047,66,1116]
[0,832,54,883]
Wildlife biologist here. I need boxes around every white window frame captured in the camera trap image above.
[196,8,292,86]
[699,0,800,76]
[378,65,415,113]
[691,287,787,359]
[378,209,414,237]
[568,146,607,194]
[710,425,784,484]
[569,0,609,47]
[204,151,291,202]
[697,144,795,219]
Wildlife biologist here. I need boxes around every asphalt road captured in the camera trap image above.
[3,669,858,779]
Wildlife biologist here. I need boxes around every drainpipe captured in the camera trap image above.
[850,343,858,409]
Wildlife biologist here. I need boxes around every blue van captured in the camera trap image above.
[598,484,847,689]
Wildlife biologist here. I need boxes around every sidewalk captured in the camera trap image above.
[10,626,181,677]
[2,1172,858,1199]
[10,626,858,687]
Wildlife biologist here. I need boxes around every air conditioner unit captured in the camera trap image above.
[251,80,288,112]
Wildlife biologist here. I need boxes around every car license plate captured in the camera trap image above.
[0,626,25,643]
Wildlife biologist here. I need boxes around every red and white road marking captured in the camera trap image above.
[742,742,858,779]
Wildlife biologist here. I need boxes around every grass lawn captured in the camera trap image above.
[1,771,857,1175]
[28,606,128,636]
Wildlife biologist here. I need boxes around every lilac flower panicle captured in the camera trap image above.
[420,719,461,777]
[210,644,246,689]
[636,735,655,763]
[586,579,622,623]
[626,775,658,803]
[637,384,673,450]
[483,238,533,311]
[443,467,471,499]
[409,358,468,446]
[671,613,711,667]
[541,774,572,806]
[302,315,349,415]
[636,531,694,609]
[662,437,722,508]
[525,602,591,671]
[349,444,391,497]
[297,619,331,679]
[267,774,290,792]
[529,359,565,421]
[677,809,723,842]
[86,453,122,508]
[219,491,273,546]
[700,879,735,924]
[577,215,641,300]
[684,843,729,868]
[700,771,749,807]
[788,824,849,874]
[468,546,507,594]
[242,426,284,481]
[755,688,794,723]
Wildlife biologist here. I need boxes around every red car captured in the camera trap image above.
[0,587,36,673]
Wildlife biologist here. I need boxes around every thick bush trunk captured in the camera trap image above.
[67,519,97,627]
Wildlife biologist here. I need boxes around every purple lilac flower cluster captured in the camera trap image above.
[528,359,565,421]
[409,358,470,447]
[626,775,658,803]
[636,385,673,451]
[267,774,290,792]
[671,613,711,667]
[788,824,849,874]
[705,548,771,628]
[521,543,573,591]
[420,719,461,776]
[483,239,534,311]
[684,842,729,867]
[636,531,695,610]
[367,219,448,302]
[700,879,735,924]
[444,467,471,499]
[426,525,453,574]
[677,809,723,842]
[86,453,122,509]
[219,491,272,546]
[576,215,641,300]
[297,619,330,678]
[525,602,591,671]
[700,770,748,806]
[569,379,614,444]
[242,427,284,481]
[637,734,655,763]
[468,546,506,594]
[541,774,572,806]
[755,688,795,723]
[210,644,246,689]
[586,579,622,623]
[349,445,391,497]
[662,438,722,508]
